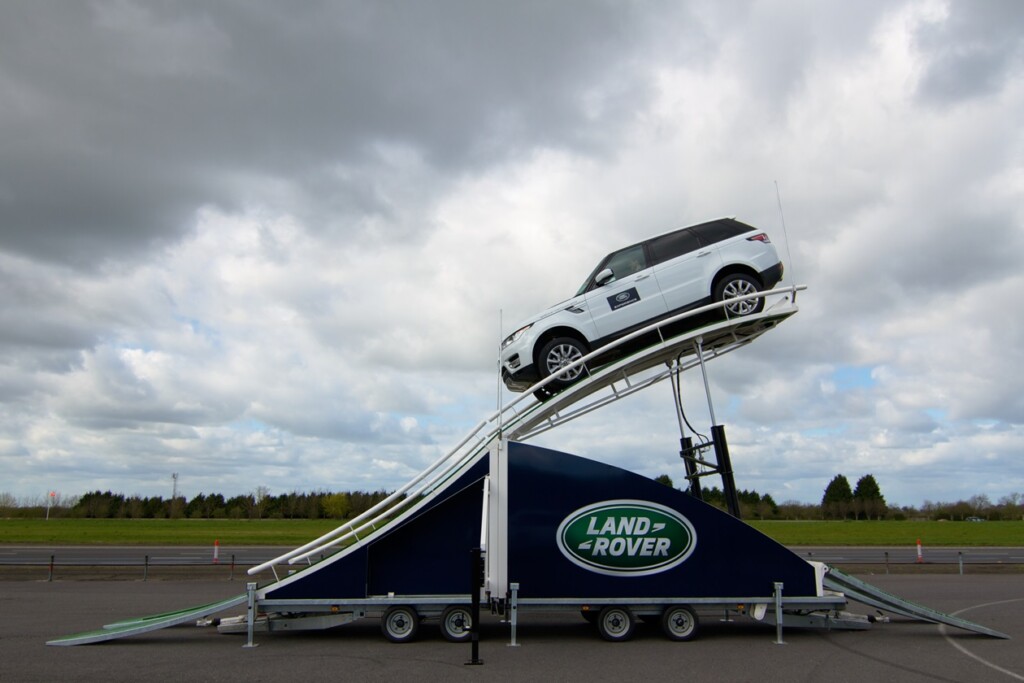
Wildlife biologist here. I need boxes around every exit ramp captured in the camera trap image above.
[823,567,1009,639]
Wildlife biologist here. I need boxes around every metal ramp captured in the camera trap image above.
[47,593,248,646]
[823,567,1009,639]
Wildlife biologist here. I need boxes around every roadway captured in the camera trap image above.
[2,545,1022,568]
[2,574,1021,682]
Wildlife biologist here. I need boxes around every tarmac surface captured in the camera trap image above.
[1,574,1021,682]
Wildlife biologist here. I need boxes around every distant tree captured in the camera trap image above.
[853,474,886,520]
[322,492,352,519]
[821,475,853,520]
[654,474,674,488]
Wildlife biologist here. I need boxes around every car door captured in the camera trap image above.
[583,243,668,340]
[648,227,722,313]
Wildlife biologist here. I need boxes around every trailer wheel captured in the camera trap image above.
[439,605,473,643]
[381,605,419,643]
[662,605,699,641]
[596,606,636,642]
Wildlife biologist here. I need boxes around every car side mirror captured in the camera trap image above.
[595,268,614,287]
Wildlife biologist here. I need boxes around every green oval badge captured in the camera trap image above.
[556,499,697,576]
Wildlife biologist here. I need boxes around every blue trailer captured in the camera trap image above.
[48,287,1007,646]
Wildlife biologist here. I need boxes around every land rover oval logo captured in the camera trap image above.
[615,292,630,302]
[556,500,696,577]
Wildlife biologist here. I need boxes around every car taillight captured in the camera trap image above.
[747,233,771,243]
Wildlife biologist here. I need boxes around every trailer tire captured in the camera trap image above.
[381,605,419,643]
[596,606,636,642]
[439,605,473,643]
[662,605,699,641]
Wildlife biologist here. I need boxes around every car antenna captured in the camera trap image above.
[774,180,797,286]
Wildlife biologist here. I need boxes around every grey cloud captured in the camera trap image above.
[0,0,689,268]
[914,0,1024,104]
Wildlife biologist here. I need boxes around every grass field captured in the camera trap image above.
[1,518,1021,546]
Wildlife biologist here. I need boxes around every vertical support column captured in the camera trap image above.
[486,438,509,601]
[711,425,741,519]
[243,582,259,649]
[466,548,484,666]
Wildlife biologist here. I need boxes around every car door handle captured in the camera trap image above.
[634,274,650,281]
[697,251,712,258]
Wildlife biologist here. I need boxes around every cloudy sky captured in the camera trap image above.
[1,0,1021,508]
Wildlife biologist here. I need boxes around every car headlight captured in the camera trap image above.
[501,324,533,349]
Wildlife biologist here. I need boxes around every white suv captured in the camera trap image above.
[500,217,784,397]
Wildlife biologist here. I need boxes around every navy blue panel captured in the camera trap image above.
[263,457,486,601]
[366,478,483,596]
[264,545,370,601]
[506,442,816,599]
[264,443,815,602]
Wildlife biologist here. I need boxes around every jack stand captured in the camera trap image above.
[243,582,259,649]
[508,582,520,647]
[773,582,786,645]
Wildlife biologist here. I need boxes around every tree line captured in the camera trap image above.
[654,473,1023,521]
[0,488,394,521]
[2,481,1021,522]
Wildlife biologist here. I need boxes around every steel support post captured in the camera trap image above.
[711,425,741,519]
[466,548,483,665]
[774,582,785,645]
[243,582,259,648]
[508,582,520,647]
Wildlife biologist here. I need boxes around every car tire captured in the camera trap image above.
[714,273,764,317]
[537,337,588,390]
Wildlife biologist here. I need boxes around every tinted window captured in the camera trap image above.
[647,228,702,265]
[604,244,647,280]
[690,219,752,246]
[576,243,649,294]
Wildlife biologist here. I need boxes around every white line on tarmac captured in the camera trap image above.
[939,598,1024,681]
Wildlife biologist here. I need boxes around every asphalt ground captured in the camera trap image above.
[1,574,1021,682]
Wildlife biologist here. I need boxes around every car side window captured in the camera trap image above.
[647,228,701,265]
[603,244,647,282]
[690,220,749,246]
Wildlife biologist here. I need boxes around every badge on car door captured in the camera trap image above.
[607,287,640,311]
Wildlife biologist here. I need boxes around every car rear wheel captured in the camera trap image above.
[714,273,764,317]
[537,337,588,390]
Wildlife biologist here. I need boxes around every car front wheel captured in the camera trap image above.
[714,273,764,317]
[537,337,588,390]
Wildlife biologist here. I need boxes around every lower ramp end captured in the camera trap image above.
[823,567,1009,640]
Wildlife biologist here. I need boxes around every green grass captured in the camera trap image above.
[0,518,344,546]
[748,520,1023,546]
[1,518,1020,546]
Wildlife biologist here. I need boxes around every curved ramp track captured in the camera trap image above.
[246,286,806,575]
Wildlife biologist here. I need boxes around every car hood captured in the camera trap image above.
[511,294,586,331]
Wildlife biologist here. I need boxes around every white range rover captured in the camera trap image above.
[500,217,784,397]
